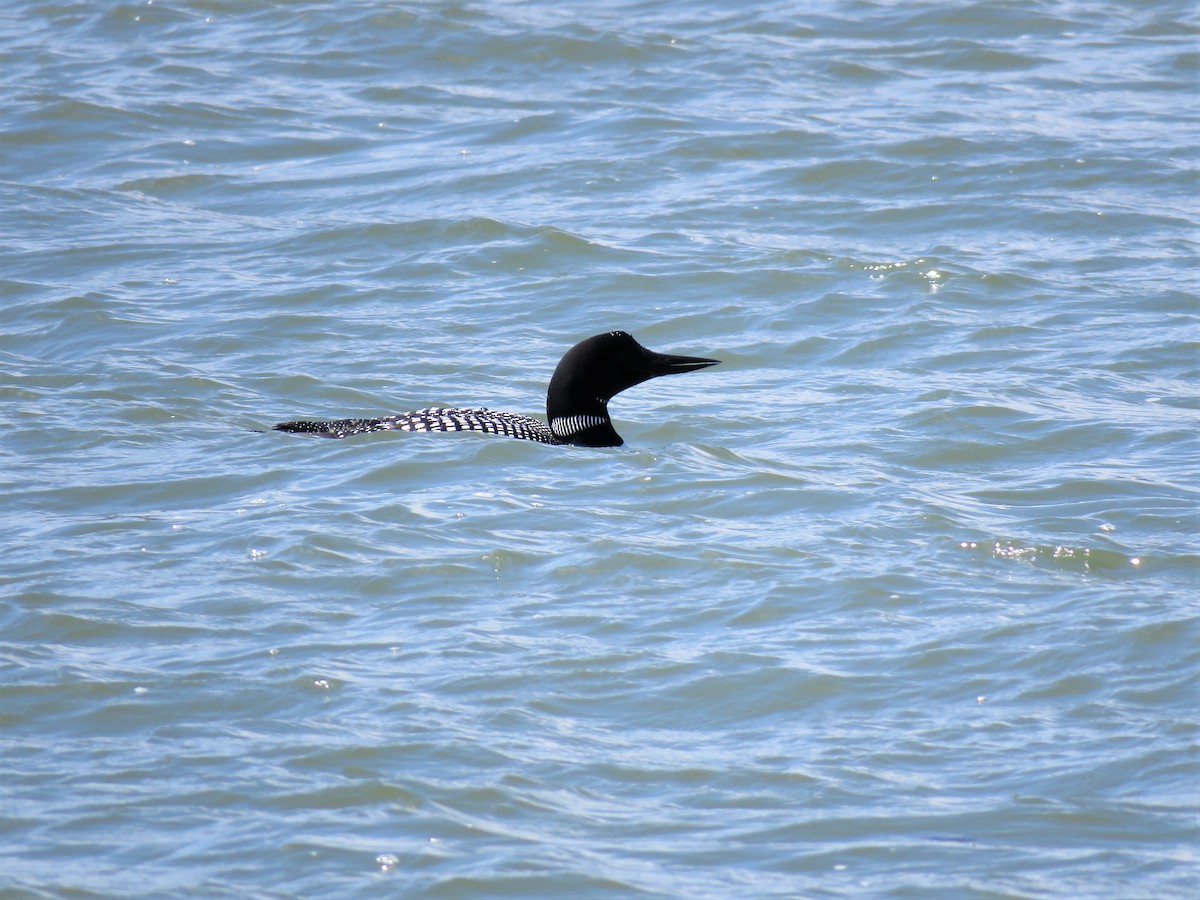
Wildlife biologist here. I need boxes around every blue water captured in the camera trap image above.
[3,1,1198,897]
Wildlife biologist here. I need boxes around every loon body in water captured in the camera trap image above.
[273,330,719,447]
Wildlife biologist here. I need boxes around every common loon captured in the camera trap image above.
[272,330,719,447]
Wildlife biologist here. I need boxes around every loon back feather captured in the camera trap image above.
[273,407,558,443]
[272,330,719,448]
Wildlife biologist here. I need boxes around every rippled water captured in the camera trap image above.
[3,1,1198,896]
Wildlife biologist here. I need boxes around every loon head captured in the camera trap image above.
[545,330,720,447]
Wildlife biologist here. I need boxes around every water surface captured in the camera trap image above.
[2,1,1197,897]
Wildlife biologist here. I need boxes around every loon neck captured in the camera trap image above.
[549,405,622,447]
[547,396,620,446]
[545,351,616,445]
